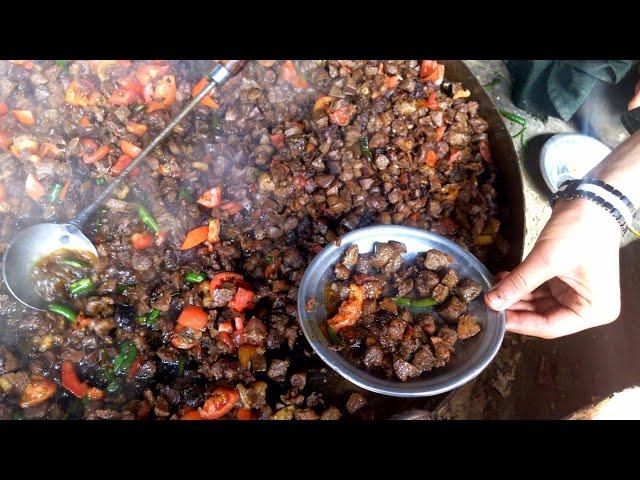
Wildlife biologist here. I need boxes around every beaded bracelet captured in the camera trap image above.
[551,180,628,235]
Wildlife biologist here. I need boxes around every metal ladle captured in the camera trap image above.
[2,60,246,310]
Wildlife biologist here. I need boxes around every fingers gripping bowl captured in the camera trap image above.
[297,225,505,397]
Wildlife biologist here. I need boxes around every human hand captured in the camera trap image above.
[484,198,622,339]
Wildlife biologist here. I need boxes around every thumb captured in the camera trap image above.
[628,81,640,110]
[485,247,554,311]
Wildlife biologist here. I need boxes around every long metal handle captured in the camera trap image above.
[71,60,246,228]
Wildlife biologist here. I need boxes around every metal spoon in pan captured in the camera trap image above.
[2,60,246,310]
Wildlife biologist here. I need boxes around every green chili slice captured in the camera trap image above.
[184,271,206,283]
[138,206,160,234]
[49,183,62,203]
[391,297,438,309]
[68,277,94,297]
[61,258,89,269]
[113,341,138,375]
[498,109,527,126]
[48,303,77,323]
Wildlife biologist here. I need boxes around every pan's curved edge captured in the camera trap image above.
[440,60,526,268]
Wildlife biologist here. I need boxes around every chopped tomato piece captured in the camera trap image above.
[111,154,133,175]
[234,316,244,331]
[79,116,91,128]
[479,139,492,163]
[328,105,354,126]
[385,75,400,89]
[147,75,177,113]
[181,410,204,420]
[10,60,34,69]
[419,60,445,86]
[0,182,6,202]
[280,60,308,89]
[327,284,364,331]
[425,150,438,167]
[65,79,100,107]
[125,120,147,137]
[236,408,253,420]
[82,145,110,164]
[177,305,209,331]
[131,232,154,250]
[61,361,105,400]
[448,149,462,164]
[25,173,45,200]
[128,356,143,379]
[109,88,138,106]
[0,103,8,117]
[227,287,255,312]
[191,77,220,109]
[218,322,233,333]
[19,376,57,408]
[120,139,142,158]
[426,91,439,110]
[196,186,222,208]
[269,133,285,149]
[199,387,240,420]
[435,125,447,141]
[180,226,209,250]
[59,180,70,201]
[0,130,10,151]
[12,110,35,125]
[210,272,247,292]
[135,63,170,87]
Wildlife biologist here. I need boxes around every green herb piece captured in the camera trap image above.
[61,258,89,269]
[49,183,62,203]
[138,308,161,326]
[113,341,138,375]
[138,205,160,234]
[133,104,146,112]
[116,283,130,294]
[55,60,70,71]
[360,137,373,160]
[327,326,343,346]
[178,188,193,202]
[11,412,24,421]
[178,357,187,376]
[48,303,77,323]
[265,256,274,264]
[184,271,206,283]
[68,277,94,297]
[95,177,106,185]
[391,297,438,309]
